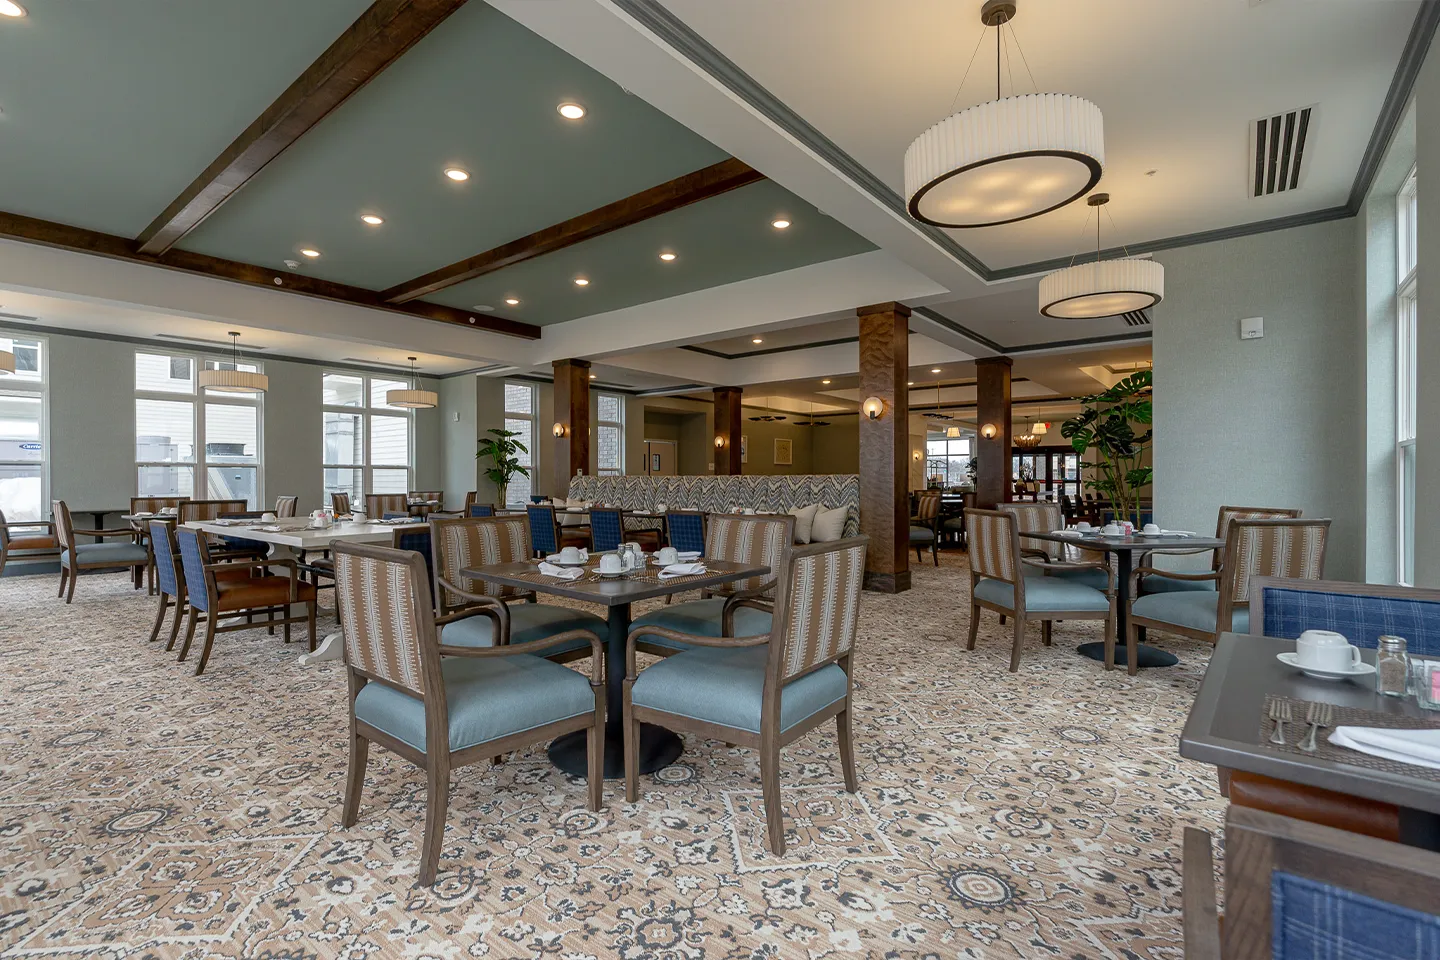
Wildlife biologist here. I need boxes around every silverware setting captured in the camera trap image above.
[1268,699,1292,745]
[1299,701,1333,753]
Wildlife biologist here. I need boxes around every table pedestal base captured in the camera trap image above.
[548,722,682,780]
[1076,641,1179,669]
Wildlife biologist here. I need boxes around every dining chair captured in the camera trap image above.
[0,508,60,577]
[629,514,793,658]
[964,508,1113,672]
[53,500,148,602]
[391,524,436,610]
[175,499,266,563]
[173,526,316,675]
[1141,505,1302,594]
[144,519,252,651]
[942,491,976,548]
[1126,517,1331,675]
[463,490,478,511]
[909,490,941,566]
[336,541,604,885]
[466,503,495,518]
[525,503,589,556]
[128,496,187,593]
[331,492,351,516]
[429,515,601,662]
[663,510,706,555]
[366,493,408,519]
[1249,577,1440,657]
[274,496,298,518]
[623,535,868,855]
[996,501,1112,592]
[383,512,409,520]
[589,506,625,553]
[1184,805,1440,959]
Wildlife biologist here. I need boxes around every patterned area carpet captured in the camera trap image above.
[0,554,1224,959]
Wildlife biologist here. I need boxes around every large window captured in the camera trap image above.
[596,392,625,477]
[135,351,262,506]
[322,373,414,504]
[0,336,47,521]
[1397,168,1418,585]
[503,382,536,507]
[925,435,971,488]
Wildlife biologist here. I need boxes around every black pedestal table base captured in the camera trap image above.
[1076,641,1180,669]
[548,722,683,779]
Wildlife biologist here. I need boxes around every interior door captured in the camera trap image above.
[645,440,677,476]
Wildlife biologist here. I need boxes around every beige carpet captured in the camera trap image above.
[0,554,1224,959]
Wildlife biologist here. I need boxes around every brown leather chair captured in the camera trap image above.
[0,508,60,577]
[331,492,351,516]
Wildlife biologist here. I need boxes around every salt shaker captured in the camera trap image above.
[1376,635,1409,698]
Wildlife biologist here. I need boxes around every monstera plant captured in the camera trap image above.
[1061,370,1153,525]
[476,427,529,508]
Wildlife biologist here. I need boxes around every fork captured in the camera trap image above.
[1299,701,1333,753]
[1268,699,1292,745]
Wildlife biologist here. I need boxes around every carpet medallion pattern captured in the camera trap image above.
[0,556,1223,958]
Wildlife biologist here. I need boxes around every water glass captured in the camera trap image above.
[1410,659,1440,711]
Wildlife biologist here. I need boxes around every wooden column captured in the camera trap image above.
[857,301,910,593]
[975,357,1013,509]
[552,359,591,496]
[713,387,743,475]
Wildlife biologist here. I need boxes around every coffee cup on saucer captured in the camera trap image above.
[656,546,680,565]
[598,553,624,575]
[1142,522,1161,535]
[1074,521,1092,533]
[1102,523,1122,536]
[1295,630,1363,672]
[558,546,584,564]
[261,512,277,523]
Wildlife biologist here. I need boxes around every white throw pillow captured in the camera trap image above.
[788,503,820,544]
[811,505,847,543]
[552,496,567,508]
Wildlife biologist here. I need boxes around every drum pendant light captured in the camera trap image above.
[386,357,438,409]
[199,332,268,394]
[1039,193,1165,319]
[905,0,1104,229]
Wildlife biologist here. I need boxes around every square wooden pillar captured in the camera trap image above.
[858,301,911,593]
[975,356,1013,509]
[552,359,591,496]
[713,387,743,475]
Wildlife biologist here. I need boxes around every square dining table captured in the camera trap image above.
[1021,530,1225,669]
[460,556,770,779]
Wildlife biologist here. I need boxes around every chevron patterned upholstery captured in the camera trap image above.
[567,475,860,538]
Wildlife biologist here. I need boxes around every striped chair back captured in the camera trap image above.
[705,514,793,594]
[331,492,351,516]
[526,504,560,556]
[1222,519,1330,604]
[774,537,868,682]
[131,496,186,516]
[274,496,298,518]
[430,516,532,617]
[1214,505,1302,569]
[589,507,625,552]
[997,502,1064,561]
[392,525,436,609]
[965,509,1018,583]
[466,504,495,518]
[51,500,72,550]
[174,526,212,612]
[149,520,183,597]
[178,499,248,524]
[366,494,407,518]
[334,543,434,699]
[463,490,478,510]
[665,510,706,555]
[914,490,941,521]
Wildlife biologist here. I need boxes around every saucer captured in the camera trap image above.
[546,556,588,567]
[1277,651,1377,681]
[597,569,628,578]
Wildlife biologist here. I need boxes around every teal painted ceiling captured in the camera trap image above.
[0,0,371,237]
[431,180,874,325]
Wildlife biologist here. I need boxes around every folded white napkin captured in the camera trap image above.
[675,551,701,561]
[1328,726,1440,770]
[537,562,585,580]
[659,562,706,579]
[547,550,588,563]
[211,518,248,526]
[257,525,284,533]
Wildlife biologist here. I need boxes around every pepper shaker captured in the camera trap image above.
[1376,635,1409,698]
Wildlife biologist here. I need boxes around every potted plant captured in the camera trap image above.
[1061,370,1153,526]
[476,427,529,508]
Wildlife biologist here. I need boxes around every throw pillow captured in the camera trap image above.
[788,503,820,544]
[811,505,847,542]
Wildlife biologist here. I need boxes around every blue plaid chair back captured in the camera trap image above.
[218,511,267,554]
[1259,580,1440,656]
[665,511,705,555]
[1272,871,1440,958]
[149,520,182,597]
[392,526,436,608]
[466,504,494,518]
[383,512,408,520]
[174,527,210,612]
[590,507,624,552]
[527,505,559,555]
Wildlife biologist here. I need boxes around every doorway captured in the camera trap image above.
[645,440,677,476]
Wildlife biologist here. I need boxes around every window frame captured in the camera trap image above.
[925,434,972,488]
[1396,166,1418,585]
[0,333,49,523]
[321,371,416,503]
[595,391,625,477]
[502,380,538,508]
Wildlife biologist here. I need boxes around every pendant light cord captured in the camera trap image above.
[947,24,993,114]
[1006,20,1040,94]
[1067,207,1094,268]
[1102,205,1133,258]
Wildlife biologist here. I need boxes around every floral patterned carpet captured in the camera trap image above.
[0,553,1224,959]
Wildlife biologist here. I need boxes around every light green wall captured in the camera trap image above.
[811,417,861,476]
[440,374,478,510]
[1415,51,1440,586]
[738,412,814,475]
[262,356,324,512]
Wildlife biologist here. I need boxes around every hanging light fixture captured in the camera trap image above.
[386,357,438,409]
[906,0,1103,229]
[1040,193,1165,318]
[945,425,962,439]
[1015,423,1042,449]
[923,380,954,421]
[199,332,268,394]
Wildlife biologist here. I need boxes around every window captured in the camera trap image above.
[135,351,263,506]
[0,335,47,522]
[322,372,414,503]
[1397,167,1418,584]
[925,435,971,488]
[596,392,625,476]
[502,382,536,507]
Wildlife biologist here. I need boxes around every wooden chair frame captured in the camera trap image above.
[274,496,298,518]
[336,541,605,885]
[623,535,868,855]
[0,508,60,577]
[910,489,942,566]
[331,492,351,516]
[1140,505,1302,590]
[53,500,145,602]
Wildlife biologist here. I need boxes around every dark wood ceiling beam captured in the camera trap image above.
[380,157,766,303]
[0,211,539,339]
[135,0,467,256]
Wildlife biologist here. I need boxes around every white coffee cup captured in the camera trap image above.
[1142,522,1160,535]
[1075,521,1092,532]
[261,512,277,523]
[1295,630,1363,672]
[598,553,623,574]
[743,508,757,515]
[654,503,667,513]
[656,546,680,565]
[1103,523,1122,536]
[558,546,583,564]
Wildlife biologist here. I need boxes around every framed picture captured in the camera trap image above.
[741,435,748,464]
[774,437,793,466]
[651,453,661,471]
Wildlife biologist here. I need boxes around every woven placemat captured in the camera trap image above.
[1260,694,1440,782]
[508,561,716,588]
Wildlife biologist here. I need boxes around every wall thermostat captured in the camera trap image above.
[1240,317,1264,340]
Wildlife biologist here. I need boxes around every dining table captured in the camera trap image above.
[460,554,770,779]
[1020,528,1225,669]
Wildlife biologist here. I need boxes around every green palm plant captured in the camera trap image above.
[475,427,529,508]
[1061,370,1153,526]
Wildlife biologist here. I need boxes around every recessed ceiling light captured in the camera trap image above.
[472,304,495,312]
[557,102,586,120]
[360,214,383,225]
[771,218,791,230]
[659,252,677,262]
[821,379,831,384]
[504,297,520,306]
[931,368,941,374]
[907,381,914,386]
[300,248,321,258]
[589,373,597,379]
[752,338,763,344]
[444,167,469,182]
[574,277,590,286]
[0,2,26,17]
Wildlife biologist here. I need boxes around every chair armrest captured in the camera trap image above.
[440,629,604,685]
[435,580,511,643]
[1,520,54,532]
[72,527,135,538]
[1132,567,1219,582]
[1182,827,1221,960]
[624,625,769,681]
[721,595,774,636]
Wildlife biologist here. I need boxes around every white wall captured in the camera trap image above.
[1415,51,1440,586]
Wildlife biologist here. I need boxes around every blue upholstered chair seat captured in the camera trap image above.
[440,603,602,655]
[62,542,148,567]
[974,575,1110,612]
[942,517,966,531]
[1131,590,1249,634]
[631,645,847,734]
[354,654,594,752]
[1025,564,1110,592]
[630,598,774,651]
[1140,572,1218,595]
[219,535,268,554]
[909,526,935,543]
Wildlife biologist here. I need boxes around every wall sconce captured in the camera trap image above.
[912,450,922,462]
[714,435,726,448]
[862,396,884,420]
[552,422,566,438]
[980,422,998,439]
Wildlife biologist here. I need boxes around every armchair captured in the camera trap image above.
[909,489,941,566]
[53,500,147,602]
[1141,505,1302,595]
[0,508,60,577]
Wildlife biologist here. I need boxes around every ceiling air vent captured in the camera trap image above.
[0,311,39,323]
[1249,105,1314,198]
[1121,309,1151,327]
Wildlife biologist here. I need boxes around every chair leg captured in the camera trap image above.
[760,738,785,856]
[1127,617,1139,676]
[57,567,67,598]
[147,594,169,643]
[966,604,980,650]
[932,542,938,567]
[194,614,218,676]
[342,728,369,828]
[178,608,199,661]
[1042,620,1052,646]
[166,600,186,652]
[1008,615,1025,673]
[998,614,1005,625]
[1103,596,1117,670]
[65,566,77,604]
[419,759,450,886]
[283,611,291,645]
[587,711,603,813]
[623,680,639,804]
[837,707,858,793]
